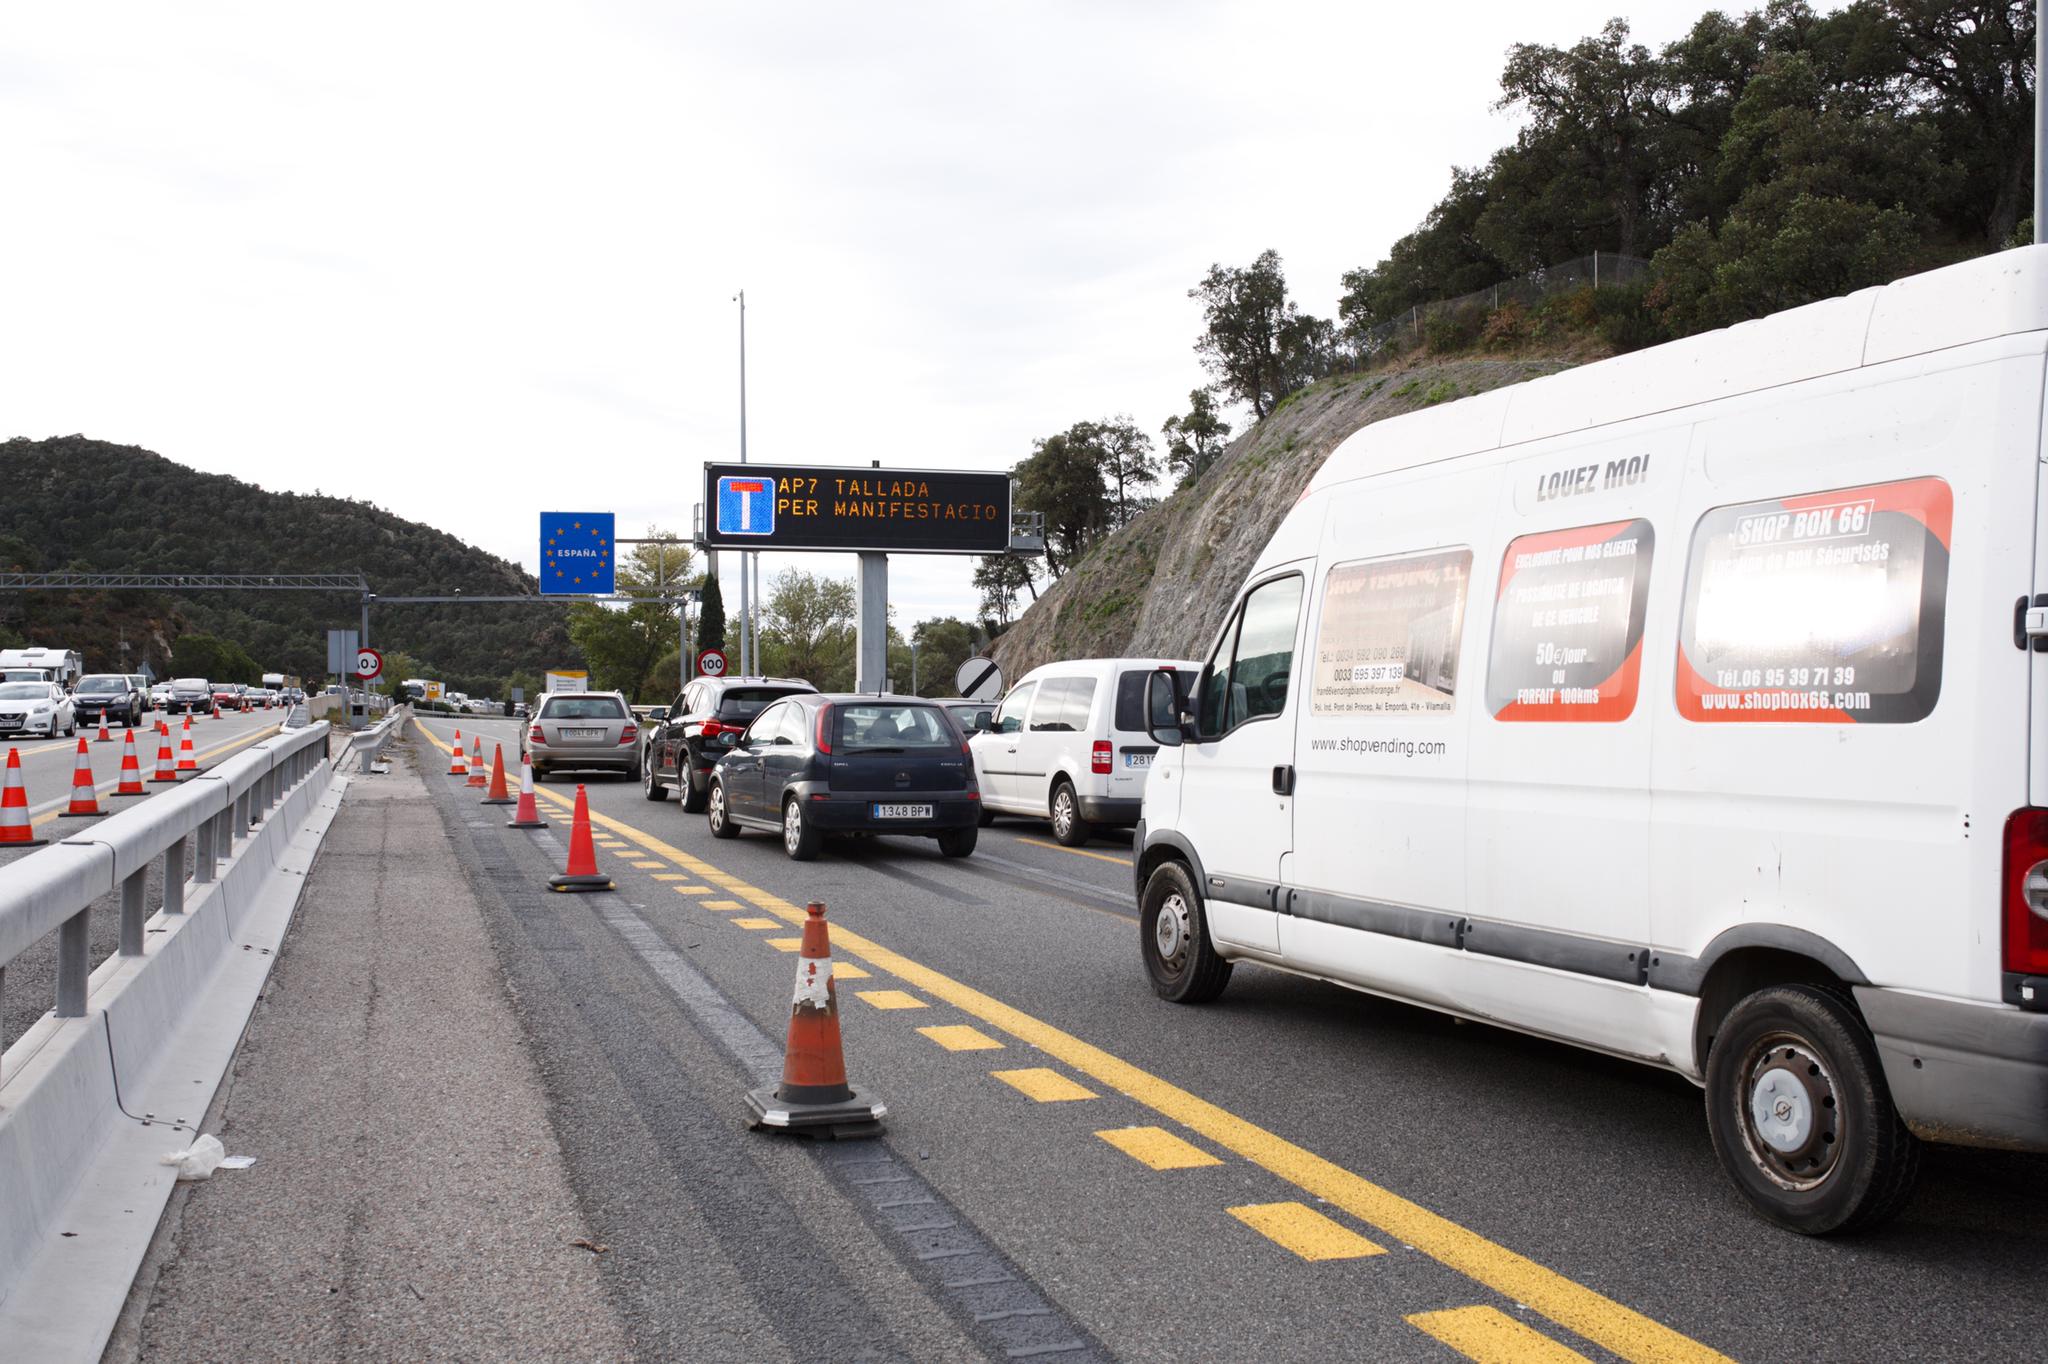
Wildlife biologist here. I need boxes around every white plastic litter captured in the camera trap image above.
[159,1134,226,1181]
[219,1155,256,1170]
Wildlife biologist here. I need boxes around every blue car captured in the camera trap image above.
[706,693,980,860]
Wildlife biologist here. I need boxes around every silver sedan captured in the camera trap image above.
[521,691,641,781]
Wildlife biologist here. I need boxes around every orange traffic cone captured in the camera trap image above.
[746,901,885,1137]
[480,743,515,805]
[95,712,112,744]
[176,723,199,773]
[507,756,548,828]
[547,785,613,892]
[116,730,145,796]
[466,734,487,789]
[152,726,179,783]
[448,729,468,778]
[60,738,105,819]
[0,748,47,848]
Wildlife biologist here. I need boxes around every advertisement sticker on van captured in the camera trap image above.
[1675,475,1951,723]
[1487,518,1654,722]
[1310,548,1471,718]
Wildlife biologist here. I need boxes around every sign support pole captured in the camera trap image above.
[855,551,888,693]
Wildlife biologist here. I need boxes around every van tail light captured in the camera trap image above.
[816,703,834,754]
[618,724,637,745]
[2002,808,2048,975]
[1092,740,1113,774]
[529,724,544,743]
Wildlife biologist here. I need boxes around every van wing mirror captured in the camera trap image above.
[1147,670,1186,747]
[973,710,994,733]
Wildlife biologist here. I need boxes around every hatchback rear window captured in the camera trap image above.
[836,704,955,751]
[1114,669,1193,731]
[717,687,799,722]
[543,697,627,720]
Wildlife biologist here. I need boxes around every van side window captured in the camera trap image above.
[1676,477,1951,723]
[994,682,1037,735]
[1486,519,1655,722]
[1029,679,1079,732]
[1202,576,1304,736]
[1310,548,1472,718]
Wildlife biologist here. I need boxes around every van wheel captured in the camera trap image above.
[1703,984,1920,1235]
[707,782,739,839]
[681,769,709,814]
[1050,781,1092,846]
[1140,861,1231,1003]
[782,797,820,861]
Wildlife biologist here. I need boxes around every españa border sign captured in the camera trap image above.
[539,512,616,595]
[701,463,1010,554]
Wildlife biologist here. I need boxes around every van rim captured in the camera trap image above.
[1736,1032,1843,1192]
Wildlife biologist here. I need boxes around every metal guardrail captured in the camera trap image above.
[0,723,333,1024]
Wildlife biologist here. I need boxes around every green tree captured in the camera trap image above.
[758,568,856,686]
[565,527,693,700]
[697,569,726,656]
[973,555,1038,627]
[171,632,258,684]
[1161,389,1232,485]
[1012,426,1113,577]
[1086,415,1159,527]
[909,616,981,698]
[1189,250,1329,417]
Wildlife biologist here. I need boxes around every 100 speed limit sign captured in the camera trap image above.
[355,647,383,679]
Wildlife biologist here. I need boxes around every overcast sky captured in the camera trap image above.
[2,0,1721,635]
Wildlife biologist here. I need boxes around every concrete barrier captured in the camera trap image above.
[0,722,342,1359]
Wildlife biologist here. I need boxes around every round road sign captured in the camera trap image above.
[354,647,383,680]
[955,656,1003,701]
[696,648,728,679]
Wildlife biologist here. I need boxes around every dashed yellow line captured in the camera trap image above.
[766,937,803,952]
[1096,1125,1222,1171]
[1017,837,1133,866]
[28,723,283,828]
[1230,1202,1385,1262]
[919,1024,1003,1052]
[857,989,927,1011]
[1407,1307,1595,1363]
[731,916,779,930]
[992,1067,1096,1102]
[408,716,1729,1364]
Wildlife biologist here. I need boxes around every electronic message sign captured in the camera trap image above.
[700,463,1011,554]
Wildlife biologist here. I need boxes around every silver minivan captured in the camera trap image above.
[523,690,641,781]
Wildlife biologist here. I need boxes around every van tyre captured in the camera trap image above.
[1140,861,1231,1003]
[782,797,820,861]
[937,825,977,858]
[707,781,739,839]
[681,769,709,814]
[1050,781,1092,846]
[1704,984,1921,1235]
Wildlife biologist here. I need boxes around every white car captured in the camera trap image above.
[968,658,1198,845]
[1134,244,2048,1236]
[0,681,76,738]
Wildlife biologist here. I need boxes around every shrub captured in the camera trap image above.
[1480,300,1528,349]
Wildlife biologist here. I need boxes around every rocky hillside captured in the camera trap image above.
[992,357,1572,674]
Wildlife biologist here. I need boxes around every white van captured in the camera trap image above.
[1133,246,2048,1235]
[970,657,1199,844]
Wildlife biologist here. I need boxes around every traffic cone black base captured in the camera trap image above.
[547,872,615,893]
[744,1085,885,1139]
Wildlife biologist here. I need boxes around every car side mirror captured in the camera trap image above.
[1147,670,1186,747]
[973,710,993,733]
[648,706,668,722]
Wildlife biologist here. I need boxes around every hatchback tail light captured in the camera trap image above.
[529,724,544,743]
[816,703,835,754]
[2003,808,2048,975]
[618,724,637,745]
[1092,740,1113,774]
[700,719,726,739]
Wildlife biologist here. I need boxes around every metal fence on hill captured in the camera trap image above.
[1358,251,1651,356]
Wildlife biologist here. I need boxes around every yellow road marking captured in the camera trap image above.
[992,1067,1096,1102]
[857,989,927,1011]
[1018,837,1133,867]
[833,962,872,980]
[1229,1202,1385,1261]
[731,917,779,930]
[652,873,688,881]
[630,859,666,869]
[29,723,282,828]
[919,1024,1004,1052]
[1407,1307,1595,1363]
[408,717,1728,1364]
[675,885,714,896]
[766,937,802,952]
[1096,1125,1222,1170]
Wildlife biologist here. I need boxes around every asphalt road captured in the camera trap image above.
[0,708,290,1051]
[412,713,2048,1363]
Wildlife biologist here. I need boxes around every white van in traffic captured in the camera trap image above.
[1134,245,2048,1234]
[970,657,1198,844]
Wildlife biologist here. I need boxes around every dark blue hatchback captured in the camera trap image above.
[705,693,980,860]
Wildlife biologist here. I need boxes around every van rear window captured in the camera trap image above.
[1676,477,1950,723]
[1114,670,1193,731]
[1310,548,1471,719]
[1487,519,1654,722]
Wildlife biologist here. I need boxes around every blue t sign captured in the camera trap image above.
[539,512,616,595]
[716,475,775,537]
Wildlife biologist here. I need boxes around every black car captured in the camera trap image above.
[706,693,980,861]
[73,673,145,728]
[642,674,816,813]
